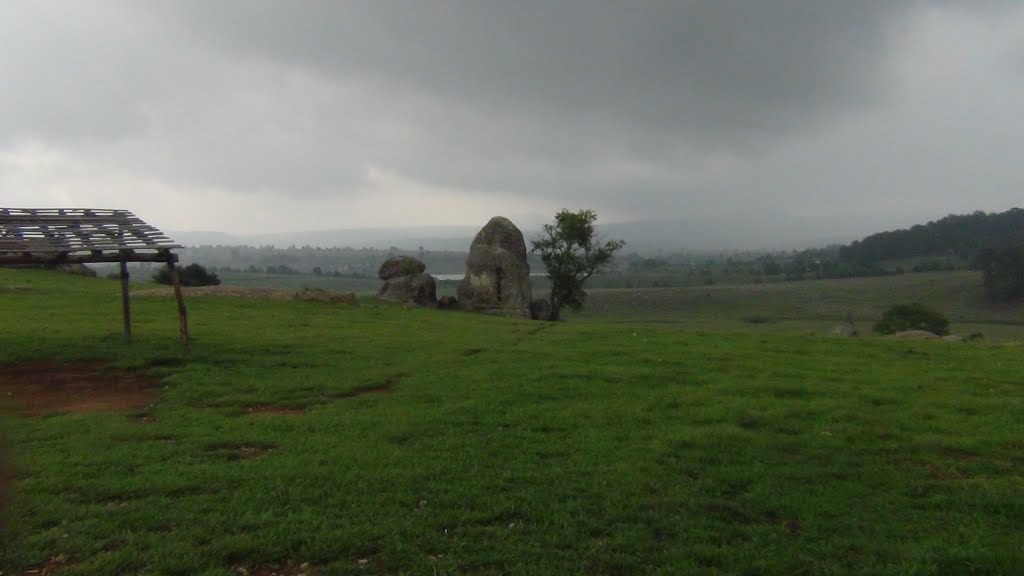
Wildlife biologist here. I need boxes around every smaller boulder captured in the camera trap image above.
[379,273,437,306]
[438,295,459,310]
[830,323,858,337]
[378,256,426,280]
[529,299,552,321]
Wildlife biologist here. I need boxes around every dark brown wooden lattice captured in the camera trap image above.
[0,208,181,262]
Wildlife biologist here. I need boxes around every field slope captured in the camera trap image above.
[575,271,1024,341]
[1,269,1022,575]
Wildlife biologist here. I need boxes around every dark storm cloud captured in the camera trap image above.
[131,0,913,203]
[167,1,906,145]
[1,1,1022,241]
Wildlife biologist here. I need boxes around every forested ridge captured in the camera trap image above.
[838,208,1024,265]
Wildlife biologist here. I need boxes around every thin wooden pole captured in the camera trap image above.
[167,260,190,352]
[120,253,131,342]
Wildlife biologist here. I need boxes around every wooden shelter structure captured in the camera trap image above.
[0,208,189,349]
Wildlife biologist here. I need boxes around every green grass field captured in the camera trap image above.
[213,271,381,295]
[572,271,1024,342]
[1,269,1022,575]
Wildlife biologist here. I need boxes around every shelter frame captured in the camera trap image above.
[0,208,189,350]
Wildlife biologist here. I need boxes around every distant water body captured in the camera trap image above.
[434,273,545,281]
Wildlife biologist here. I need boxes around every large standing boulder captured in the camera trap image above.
[457,217,532,317]
[379,272,437,306]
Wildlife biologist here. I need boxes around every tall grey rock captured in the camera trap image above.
[457,217,532,317]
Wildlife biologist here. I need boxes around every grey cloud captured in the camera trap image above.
[0,2,169,144]
[132,0,919,204]
[166,1,908,146]
[1,1,1022,243]
[0,1,916,195]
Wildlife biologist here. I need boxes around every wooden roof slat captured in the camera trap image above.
[0,208,182,254]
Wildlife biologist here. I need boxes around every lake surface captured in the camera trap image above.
[434,273,545,281]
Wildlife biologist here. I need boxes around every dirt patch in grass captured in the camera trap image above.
[334,374,405,399]
[705,503,757,524]
[203,442,278,460]
[339,384,393,397]
[246,405,306,416]
[18,554,75,575]
[528,324,553,335]
[133,285,293,300]
[0,360,161,417]
[942,448,980,461]
[232,561,315,576]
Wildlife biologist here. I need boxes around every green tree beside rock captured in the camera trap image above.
[532,209,624,321]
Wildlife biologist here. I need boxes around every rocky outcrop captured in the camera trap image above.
[457,217,532,317]
[379,272,437,306]
[378,256,426,280]
[830,323,858,337]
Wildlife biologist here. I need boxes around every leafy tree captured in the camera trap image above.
[873,303,950,336]
[531,209,624,321]
[152,263,221,287]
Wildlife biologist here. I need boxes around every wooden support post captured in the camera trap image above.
[119,252,132,342]
[167,260,190,352]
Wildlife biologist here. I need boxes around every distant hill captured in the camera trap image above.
[168,226,479,251]
[171,215,869,254]
[838,208,1024,265]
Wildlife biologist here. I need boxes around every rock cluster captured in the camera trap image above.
[377,256,436,306]
[457,217,532,317]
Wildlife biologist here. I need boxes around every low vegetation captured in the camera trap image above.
[153,263,221,287]
[1,268,1022,574]
[873,303,951,336]
[572,271,1024,341]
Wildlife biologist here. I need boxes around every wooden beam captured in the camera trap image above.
[120,252,132,342]
[0,252,176,265]
[167,262,190,353]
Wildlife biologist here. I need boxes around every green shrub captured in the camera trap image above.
[873,303,950,336]
[152,263,221,287]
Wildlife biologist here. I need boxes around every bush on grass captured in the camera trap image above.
[874,302,950,336]
[153,263,221,287]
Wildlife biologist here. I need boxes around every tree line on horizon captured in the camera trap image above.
[165,208,1024,303]
[774,208,1024,300]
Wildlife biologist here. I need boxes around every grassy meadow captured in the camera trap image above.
[572,271,1024,342]
[1,268,1023,575]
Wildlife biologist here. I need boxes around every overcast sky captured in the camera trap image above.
[2,1,1022,246]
